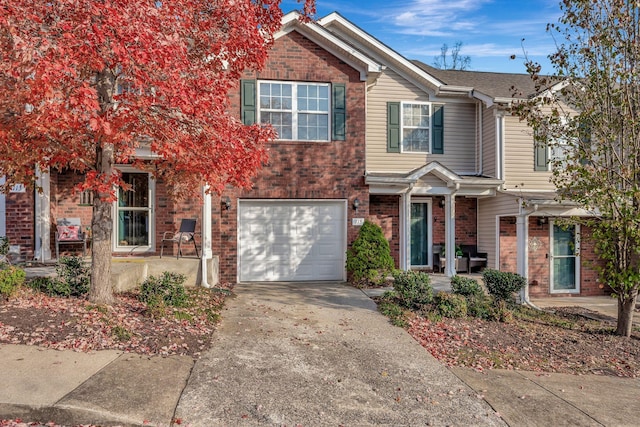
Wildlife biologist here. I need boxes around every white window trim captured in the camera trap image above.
[399,101,432,154]
[112,166,155,253]
[257,80,331,142]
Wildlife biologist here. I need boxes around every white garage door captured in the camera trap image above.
[239,200,346,282]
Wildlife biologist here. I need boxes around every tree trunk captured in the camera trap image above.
[88,143,115,305]
[616,292,638,337]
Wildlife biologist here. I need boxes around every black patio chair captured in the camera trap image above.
[160,218,199,259]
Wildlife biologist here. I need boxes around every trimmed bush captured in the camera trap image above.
[139,272,188,308]
[482,269,526,302]
[434,291,467,318]
[392,270,433,309]
[0,265,26,300]
[450,275,483,297]
[346,220,394,287]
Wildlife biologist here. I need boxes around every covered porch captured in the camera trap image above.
[366,162,502,277]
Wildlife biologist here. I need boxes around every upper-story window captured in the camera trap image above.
[402,102,430,152]
[258,81,330,141]
[386,101,444,154]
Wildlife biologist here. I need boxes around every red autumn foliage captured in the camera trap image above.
[0,0,315,304]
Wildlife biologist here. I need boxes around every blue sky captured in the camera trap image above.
[283,0,564,74]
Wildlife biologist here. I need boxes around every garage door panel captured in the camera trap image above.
[239,201,345,282]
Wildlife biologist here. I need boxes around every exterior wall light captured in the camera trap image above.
[222,196,231,211]
[353,198,360,211]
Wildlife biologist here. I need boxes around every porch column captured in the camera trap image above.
[200,185,212,287]
[34,166,51,262]
[516,210,530,302]
[399,190,411,271]
[444,194,456,277]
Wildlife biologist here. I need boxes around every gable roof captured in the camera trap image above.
[276,11,383,81]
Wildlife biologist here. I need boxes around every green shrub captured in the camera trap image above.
[378,299,408,327]
[0,265,26,300]
[482,269,526,302]
[346,220,394,287]
[57,256,90,296]
[0,236,10,260]
[434,291,467,318]
[29,256,90,297]
[489,299,514,323]
[450,275,483,297]
[466,294,493,320]
[392,270,433,309]
[139,272,188,308]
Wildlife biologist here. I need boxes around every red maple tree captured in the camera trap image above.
[0,0,315,303]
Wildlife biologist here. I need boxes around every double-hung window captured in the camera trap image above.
[402,102,430,152]
[258,81,330,141]
[387,101,443,154]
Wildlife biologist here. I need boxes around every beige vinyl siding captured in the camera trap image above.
[367,69,477,174]
[477,192,519,270]
[481,106,497,178]
[503,115,555,191]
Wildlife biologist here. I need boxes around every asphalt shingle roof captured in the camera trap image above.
[411,60,546,99]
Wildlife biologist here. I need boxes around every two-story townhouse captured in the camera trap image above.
[410,63,607,298]
[0,11,608,298]
[1,11,378,285]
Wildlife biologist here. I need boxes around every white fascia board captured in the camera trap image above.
[472,90,496,107]
[318,12,444,89]
[277,12,382,81]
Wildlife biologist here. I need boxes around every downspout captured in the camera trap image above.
[478,103,483,176]
[200,184,212,288]
[517,200,540,309]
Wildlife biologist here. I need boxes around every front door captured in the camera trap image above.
[115,171,154,252]
[410,201,432,267]
[551,223,580,293]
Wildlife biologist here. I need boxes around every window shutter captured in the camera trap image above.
[387,102,400,153]
[534,142,549,171]
[332,83,346,141]
[241,79,256,125]
[432,105,444,154]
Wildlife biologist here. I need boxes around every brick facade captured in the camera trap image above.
[499,216,608,297]
[218,31,368,282]
[5,190,34,260]
[368,195,400,266]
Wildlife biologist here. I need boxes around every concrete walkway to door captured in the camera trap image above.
[175,282,506,426]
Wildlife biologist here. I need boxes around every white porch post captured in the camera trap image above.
[34,167,51,262]
[516,203,530,302]
[399,191,412,271]
[200,185,212,287]
[445,193,456,277]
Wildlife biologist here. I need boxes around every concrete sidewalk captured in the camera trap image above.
[0,345,194,426]
[1,281,638,426]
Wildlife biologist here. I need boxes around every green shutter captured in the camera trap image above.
[534,142,549,171]
[332,83,346,141]
[432,105,444,154]
[241,79,256,125]
[387,102,400,153]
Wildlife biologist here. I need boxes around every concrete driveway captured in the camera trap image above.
[175,281,506,426]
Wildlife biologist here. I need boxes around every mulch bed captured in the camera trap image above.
[0,285,232,358]
[406,306,640,378]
